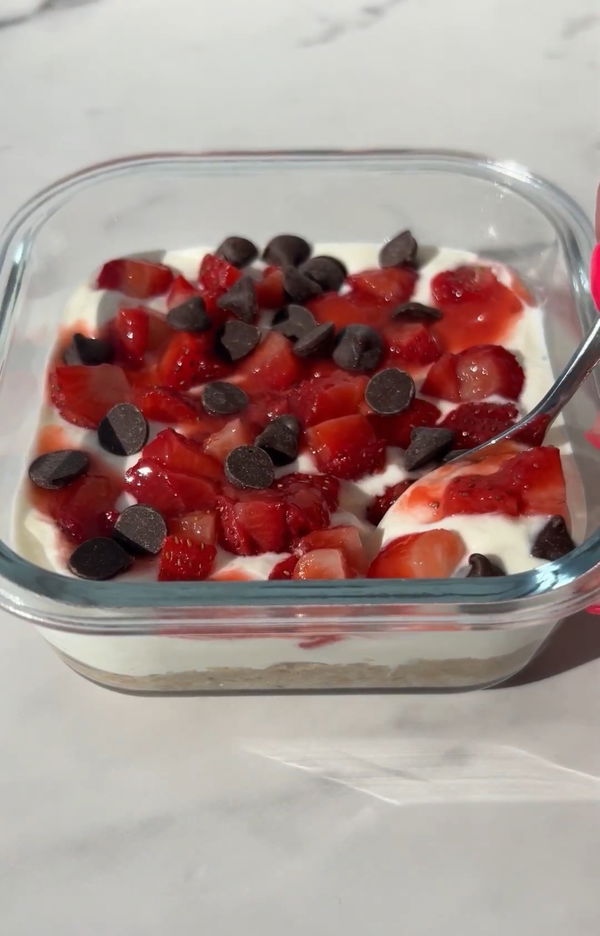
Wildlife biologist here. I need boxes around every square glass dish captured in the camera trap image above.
[0,150,598,693]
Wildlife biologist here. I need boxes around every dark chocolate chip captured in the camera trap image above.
[272,304,317,341]
[167,296,211,332]
[28,449,90,490]
[64,333,113,366]
[219,320,261,361]
[404,427,455,470]
[216,277,258,323]
[379,230,418,268]
[97,403,149,456]
[531,515,575,561]
[68,537,133,580]
[283,266,323,304]
[301,255,347,292]
[215,236,258,268]
[467,553,506,577]
[225,445,275,490]
[333,325,383,373]
[113,504,167,556]
[365,368,415,415]
[263,234,311,268]
[202,381,249,416]
[392,301,442,323]
[293,322,335,358]
[255,415,300,466]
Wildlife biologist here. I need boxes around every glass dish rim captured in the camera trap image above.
[0,147,597,621]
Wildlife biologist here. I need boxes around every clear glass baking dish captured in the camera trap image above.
[0,150,598,693]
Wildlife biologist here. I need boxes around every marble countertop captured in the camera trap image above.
[0,0,599,933]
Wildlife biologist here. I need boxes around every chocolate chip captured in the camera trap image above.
[216,277,258,323]
[202,381,249,416]
[219,320,261,361]
[392,301,442,323]
[365,368,415,415]
[531,516,575,561]
[301,255,347,292]
[467,554,506,577]
[404,427,455,470]
[113,504,167,556]
[283,266,323,304]
[68,537,133,580]
[272,304,317,341]
[263,234,311,268]
[215,236,258,268]
[225,445,275,490]
[28,449,90,490]
[167,296,211,332]
[64,333,113,366]
[255,415,300,466]
[293,322,335,358]
[97,403,149,456]
[379,230,418,268]
[333,325,383,373]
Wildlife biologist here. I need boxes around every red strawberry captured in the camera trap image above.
[441,402,519,449]
[442,473,521,518]
[432,264,498,304]
[143,428,222,480]
[309,292,389,330]
[431,265,523,352]
[368,529,465,579]
[198,253,241,303]
[158,331,230,390]
[246,393,289,429]
[158,536,216,581]
[422,345,524,402]
[499,446,567,517]
[168,510,217,545]
[368,398,441,448]
[294,525,368,573]
[203,418,256,463]
[366,479,414,525]
[306,414,385,480]
[166,275,200,310]
[114,306,149,367]
[255,266,285,310]
[347,266,417,305]
[125,459,218,516]
[292,548,353,580]
[290,374,368,428]
[269,555,298,580]
[512,413,551,447]
[217,497,287,555]
[96,258,174,299]
[383,321,442,368]
[236,331,303,393]
[55,474,122,544]
[49,364,131,428]
[420,353,461,401]
[133,387,200,424]
[275,472,339,511]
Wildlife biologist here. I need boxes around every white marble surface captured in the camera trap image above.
[0,0,599,933]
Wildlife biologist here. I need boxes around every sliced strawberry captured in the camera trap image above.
[166,275,200,310]
[55,474,122,544]
[441,402,519,449]
[422,345,524,402]
[269,555,298,580]
[168,510,217,545]
[113,306,150,367]
[347,267,417,305]
[49,364,131,428]
[512,413,551,447]
[246,393,289,429]
[290,373,368,428]
[96,258,174,299]
[198,253,241,306]
[309,291,389,330]
[236,331,303,393]
[158,536,216,581]
[499,446,567,517]
[442,473,521,518]
[255,266,285,310]
[420,353,461,401]
[217,497,287,555]
[294,526,368,573]
[292,548,353,580]
[383,321,442,368]
[366,479,415,525]
[368,530,465,579]
[158,331,230,390]
[143,428,223,481]
[125,459,218,516]
[275,472,340,511]
[431,265,523,352]
[133,387,200,424]
[203,418,256,463]
[306,414,386,480]
[368,398,441,448]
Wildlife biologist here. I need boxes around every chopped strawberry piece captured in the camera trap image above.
[269,555,298,580]
[369,529,465,579]
[422,345,524,402]
[198,253,241,303]
[236,331,303,393]
[217,497,287,555]
[366,479,414,525]
[55,474,122,544]
[166,275,200,310]
[383,321,442,368]
[420,353,461,401]
[168,510,217,545]
[309,292,389,330]
[294,525,368,573]
[442,473,521,518]
[255,266,285,310]
[275,472,340,511]
[158,331,230,390]
[441,402,519,449]
[290,374,368,428]
[368,398,441,448]
[133,387,200,424]
[49,364,131,428]
[500,446,567,517]
[114,306,149,367]
[96,258,174,299]
[143,428,223,480]
[512,413,551,447]
[431,265,523,352]
[158,536,216,581]
[292,548,353,580]
[203,418,256,463]
[306,414,386,480]
[246,393,289,429]
[125,459,218,516]
[347,267,417,305]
